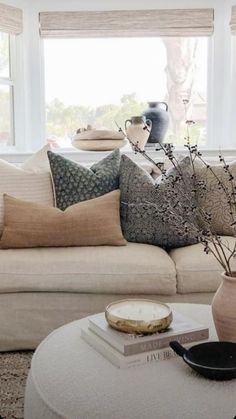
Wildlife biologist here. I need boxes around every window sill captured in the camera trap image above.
[1,145,236,164]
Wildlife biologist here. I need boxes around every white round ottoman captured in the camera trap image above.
[24,304,236,419]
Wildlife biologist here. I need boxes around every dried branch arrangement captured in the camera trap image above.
[117,100,236,276]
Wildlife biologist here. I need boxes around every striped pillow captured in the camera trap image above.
[0,159,54,236]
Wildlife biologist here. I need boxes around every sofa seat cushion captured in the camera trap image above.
[0,243,176,295]
[169,236,236,293]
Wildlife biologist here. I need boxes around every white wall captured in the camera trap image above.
[1,0,236,155]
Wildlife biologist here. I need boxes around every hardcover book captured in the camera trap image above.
[88,310,209,356]
[81,327,180,369]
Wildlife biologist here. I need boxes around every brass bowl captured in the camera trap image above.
[105,299,172,334]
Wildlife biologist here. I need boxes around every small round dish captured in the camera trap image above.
[105,299,172,334]
[170,341,236,380]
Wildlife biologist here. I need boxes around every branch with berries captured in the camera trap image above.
[117,99,236,276]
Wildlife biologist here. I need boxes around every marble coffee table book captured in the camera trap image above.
[81,310,209,369]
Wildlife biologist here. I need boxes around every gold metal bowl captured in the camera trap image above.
[105,299,172,334]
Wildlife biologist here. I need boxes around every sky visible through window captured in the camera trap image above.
[45,38,169,107]
[44,37,207,147]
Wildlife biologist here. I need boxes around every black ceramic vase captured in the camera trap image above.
[142,102,169,147]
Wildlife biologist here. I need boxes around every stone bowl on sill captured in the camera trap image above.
[72,129,127,151]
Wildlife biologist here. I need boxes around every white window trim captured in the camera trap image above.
[2,145,236,167]
[206,1,233,150]
[0,34,15,149]
[0,32,26,153]
[10,34,20,149]
[230,35,236,145]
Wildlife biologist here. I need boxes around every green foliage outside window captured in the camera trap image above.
[46,93,146,139]
[46,92,206,146]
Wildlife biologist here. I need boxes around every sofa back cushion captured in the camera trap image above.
[0,190,126,248]
[0,159,54,237]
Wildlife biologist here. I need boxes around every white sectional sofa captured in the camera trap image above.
[0,238,226,351]
[0,147,229,351]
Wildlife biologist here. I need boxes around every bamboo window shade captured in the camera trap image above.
[0,3,23,35]
[39,9,214,38]
[230,6,236,34]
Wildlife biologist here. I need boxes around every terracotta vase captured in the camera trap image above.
[212,272,236,342]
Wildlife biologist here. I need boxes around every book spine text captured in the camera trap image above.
[124,329,209,355]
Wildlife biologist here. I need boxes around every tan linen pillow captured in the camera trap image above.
[195,160,236,236]
[0,190,126,248]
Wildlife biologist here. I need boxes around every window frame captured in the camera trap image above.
[229,35,236,147]
[0,32,26,152]
[0,33,15,147]
[2,2,236,159]
[11,32,26,152]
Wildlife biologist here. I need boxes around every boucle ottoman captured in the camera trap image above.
[24,304,236,419]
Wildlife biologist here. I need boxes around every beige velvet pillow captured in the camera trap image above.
[0,190,126,248]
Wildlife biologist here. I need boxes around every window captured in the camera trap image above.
[44,36,208,148]
[0,32,14,147]
[0,2,22,150]
[41,8,212,149]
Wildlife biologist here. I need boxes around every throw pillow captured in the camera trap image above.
[48,149,121,210]
[21,144,51,172]
[195,160,236,235]
[0,190,126,248]
[119,155,198,249]
[0,159,54,236]
[140,163,162,180]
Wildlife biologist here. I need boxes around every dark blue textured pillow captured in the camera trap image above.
[48,149,120,210]
[119,154,198,249]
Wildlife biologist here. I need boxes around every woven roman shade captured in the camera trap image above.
[230,6,236,34]
[39,9,214,38]
[0,2,23,35]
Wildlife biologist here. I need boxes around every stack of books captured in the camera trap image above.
[81,309,209,368]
